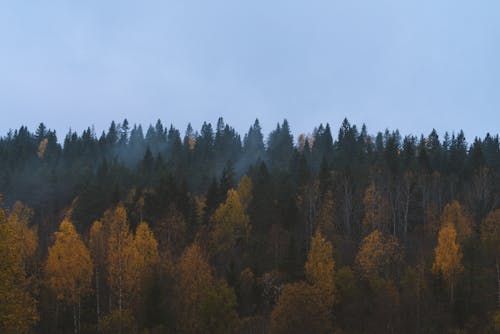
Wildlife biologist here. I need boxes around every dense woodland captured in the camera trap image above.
[0,117,499,333]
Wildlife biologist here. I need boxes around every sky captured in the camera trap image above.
[1,0,499,141]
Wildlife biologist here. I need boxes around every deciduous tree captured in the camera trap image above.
[355,230,402,284]
[441,201,471,242]
[176,243,214,333]
[270,281,332,334]
[105,206,135,314]
[0,198,38,333]
[481,209,500,307]
[305,230,335,307]
[362,183,390,234]
[46,220,93,334]
[237,175,253,209]
[211,189,251,257]
[433,224,463,303]
[89,220,106,325]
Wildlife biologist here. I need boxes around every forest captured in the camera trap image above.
[0,117,499,333]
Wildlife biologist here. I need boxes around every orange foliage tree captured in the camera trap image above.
[270,281,332,334]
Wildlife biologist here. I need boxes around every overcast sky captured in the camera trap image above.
[1,0,499,141]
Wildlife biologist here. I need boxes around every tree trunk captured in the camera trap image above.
[55,302,59,332]
[73,304,77,334]
[96,268,100,327]
[403,180,410,243]
[450,276,454,305]
[78,298,81,334]
[496,258,500,308]
[343,176,352,236]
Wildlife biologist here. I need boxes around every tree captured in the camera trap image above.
[134,222,159,284]
[304,230,335,307]
[89,220,106,326]
[355,230,402,284]
[316,190,336,241]
[432,224,463,303]
[105,206,135,316]
[199,280,239,334]
[441,201,471,242]
[481,209,500,307]
[132,222,159,326]
[211,189,251,257]
[154,205,187,256]
[243,119,265,160]
[0,198,38,333]
[237,175,253,209]
[7,201,38,272]
[362,183,390,234]
[45,220,93,334]
[270,281,332,334]
[176,243,214,333]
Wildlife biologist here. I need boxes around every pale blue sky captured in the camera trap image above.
[1,0,499,140]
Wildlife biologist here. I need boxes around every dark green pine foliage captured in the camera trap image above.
[267,119,294,171]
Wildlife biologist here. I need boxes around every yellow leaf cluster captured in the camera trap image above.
[105,206,136,309]
[0,201,38,332]
[7,201,38,265]
[432,224,463,282]
[305,230,335,306]
[441,201,471,242]
[177,243,214,333]
[104,206,159,310]
[355,230,402,283]
[211,189,251,255]
[237,175,253,209]
[135,222,159,280]
[45,220,93,305]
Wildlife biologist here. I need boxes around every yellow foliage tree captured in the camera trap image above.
[105,206,136,314]
[176,243,214,333]
[355,230,402,284]
[7,201,38,271]
[304,230,335,307]
[237,175,253,209]
[432,224,463,303]
[134,222,159,283]
[0,198,38,333]
[441,201,471,242]
[89,220,106,325]
[46,220,93,333]
[211,189,251,256]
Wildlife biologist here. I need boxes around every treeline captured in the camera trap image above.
[0,117,499,333]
